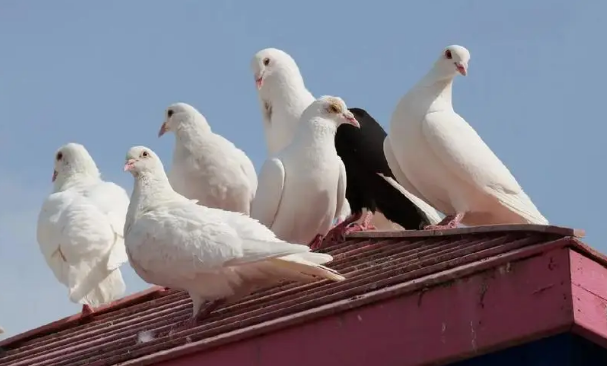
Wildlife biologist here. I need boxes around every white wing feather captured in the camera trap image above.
[250,158,285,229]
[335,159,348,221]
[128,200,327,284]
[36,182,128,306]
[422,112,547,224]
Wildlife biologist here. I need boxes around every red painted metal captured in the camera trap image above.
[570,248,607,348]
[0,225,601,366]
[132,246,576,366]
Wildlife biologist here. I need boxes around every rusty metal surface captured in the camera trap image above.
[0,226,578,366]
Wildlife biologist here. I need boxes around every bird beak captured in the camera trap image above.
[123,159,136,172]
[158,122,169,137]
[52,170,58,182]
[343,112,360,128]
[455,62,467,76]
[255,72,264,90]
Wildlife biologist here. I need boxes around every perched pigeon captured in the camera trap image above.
[123,146,344,327]
[328,107,441,240]
[251,48,382,231]
[251,96,359,249]
[385,45,548,229]
[251,48,314,155]
[159,103,258,215]
[37,143,129,315]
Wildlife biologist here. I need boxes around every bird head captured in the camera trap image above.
[433,45,471,78]
[250,48,300,91]
[158,102,208,137]
[52,143,99,184]
[123,146,163,176]
[313,96,360,128]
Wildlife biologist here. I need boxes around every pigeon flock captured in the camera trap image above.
[35,44,548,329]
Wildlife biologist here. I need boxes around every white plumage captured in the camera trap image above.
[385,45,548,228]
[123,146,344,325]
[36,143,129,312]
[159,102,258,215]
[251,96,360,249]
[251,48,385,230]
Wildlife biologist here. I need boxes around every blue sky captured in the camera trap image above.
[0,1,603,337]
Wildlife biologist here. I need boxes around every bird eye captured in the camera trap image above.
[263,58,270,66]
[445,50,453,59]
[56,152,63,161]
[142,151,149,158]
[329,104,340,113]
[167,109,174,118]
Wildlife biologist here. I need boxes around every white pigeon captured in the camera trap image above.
[37,143,129,315]
[251,96,360,249]
[123,146,345,326]
[251,48,393,231]
[385,45,548,229]
[159,102,258,215]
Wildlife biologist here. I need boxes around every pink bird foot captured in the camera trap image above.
[81,304,94,317]
[308,234,325,250]
[346,222,377,232]
[158,286,171,293]
[424,213,465,230]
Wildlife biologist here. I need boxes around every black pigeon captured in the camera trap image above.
[326,107,439,241]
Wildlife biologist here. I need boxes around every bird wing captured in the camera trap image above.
[37,193,72,285]
[84,181,130,270]
[421,111,548,224]
[235,147,258,201]
[335,158,348,221]
[422,111,522,195]
[250,157,285,229]
[383,136,442,225]
[37,188,127,304]
[128,201,312,283]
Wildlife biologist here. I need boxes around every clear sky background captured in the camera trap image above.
[0,1,604,337]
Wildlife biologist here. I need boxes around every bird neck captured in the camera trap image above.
[293,117,338,150]
[173,117,211,143]
[263,72,314,114]
[131,171,174,208]
[53,171,100,192]
[413,66,456,106]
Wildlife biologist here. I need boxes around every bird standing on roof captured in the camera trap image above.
[123,146,345,328]
[37,143,129,316]
[158,102,258,215]
[251,96,359,249]
[251,47,394,232]
[326,107,442,242]
[385,45,548,229]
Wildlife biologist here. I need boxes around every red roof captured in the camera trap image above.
[0,225,603,366]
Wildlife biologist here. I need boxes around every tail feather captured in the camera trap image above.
[269,256,346,282]
[69,257,126,306]
[79,269,126,306]
[282,252,334,266]
[492,188,549,225]
[377,173,442,225]
[365,210,404,231]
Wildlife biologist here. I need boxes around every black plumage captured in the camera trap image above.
[334,107,434,230]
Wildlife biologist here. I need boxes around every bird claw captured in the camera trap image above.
[323,227,348,247]
[423,213,463,230]
[346,222,377,232]
[81,304,94,317]
[308,234,325,250]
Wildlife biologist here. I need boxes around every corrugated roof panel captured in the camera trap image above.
[0,225,584,366]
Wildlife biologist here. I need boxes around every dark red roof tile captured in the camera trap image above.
[0,225,589,366]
